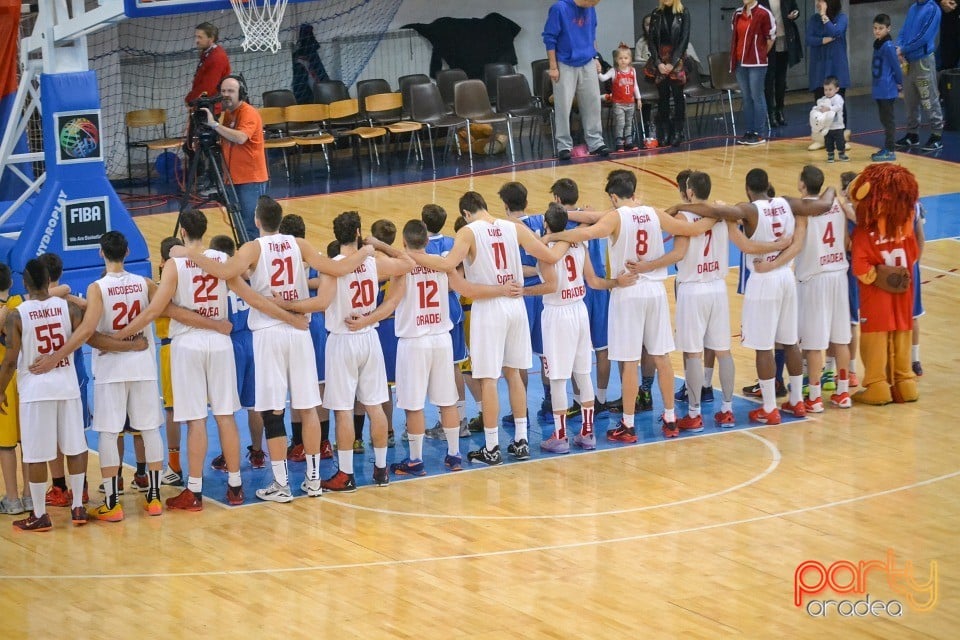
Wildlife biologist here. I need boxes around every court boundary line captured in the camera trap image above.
[5,464,956,581]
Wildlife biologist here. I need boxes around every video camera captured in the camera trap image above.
[188,93,223,147]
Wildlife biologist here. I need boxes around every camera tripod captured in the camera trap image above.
[174,137,249,246]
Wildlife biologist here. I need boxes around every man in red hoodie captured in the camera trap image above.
[185,22,231,109]
[729,0,774,145]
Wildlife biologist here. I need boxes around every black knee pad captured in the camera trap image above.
[261,410,286,440]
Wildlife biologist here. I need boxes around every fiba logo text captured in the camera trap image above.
[794,549,938,617]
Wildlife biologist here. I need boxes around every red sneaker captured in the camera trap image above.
[165,488,203,512]
[606,422,638,443]
[82,480,89,504]
[748,407,782,425]
[131,473,149,492]
[803,397,824,414]
[714,410,735,427]
[830,392,852,408]
[849,373,859,388]
[45,485,72,507]
[13,512,52,532]
[246,446,266,469]
[226,485,245,506]
[321,470,357,493]
[287,443,306,463]
[320,439,333,460]
[677,414,704,433]
[71,506,88,526]
[781,400,807,417]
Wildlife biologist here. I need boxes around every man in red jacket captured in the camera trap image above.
[185,22,231,109]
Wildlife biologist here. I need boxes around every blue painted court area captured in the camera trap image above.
[87,373,802,507]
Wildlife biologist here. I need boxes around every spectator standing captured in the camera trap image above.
[759,0,802,126]
[805,0,850,149]
[185,23,231,109]
[871,13,903,162]
[647,0,692,146]
[896,0,944,151]
[730,0,775,145]
[939,0,959,71]
[543,0,610,160]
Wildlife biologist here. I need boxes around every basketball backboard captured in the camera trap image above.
[123,0,309,19]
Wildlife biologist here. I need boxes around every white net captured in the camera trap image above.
[230,0,289,54]
[62,0,432,179]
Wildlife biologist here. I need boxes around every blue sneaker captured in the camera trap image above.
[390,458,426,476]
[870,149,896,162]
[821,370,837,392]
[501,414,515,428]
[700,386,715,403]
[444,453,463,471]
[674,383,688,402]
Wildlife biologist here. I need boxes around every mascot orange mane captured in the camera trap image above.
[849,163,920,405]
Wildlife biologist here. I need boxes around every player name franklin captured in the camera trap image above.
[27,306,63,320]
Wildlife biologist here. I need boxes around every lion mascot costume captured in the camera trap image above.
[848,163,920,405]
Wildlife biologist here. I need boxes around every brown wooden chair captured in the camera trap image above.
[285,104,336,173]
[258,107,297,181]
[327,99,387,165]
[364,92,423,164]
[125,108,183,191]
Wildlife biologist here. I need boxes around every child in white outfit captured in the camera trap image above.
[810,76,848,162]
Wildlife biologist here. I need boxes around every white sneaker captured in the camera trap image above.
[0,497,24,515]
[255,481,293,503]
[424,423,445,440]
[458,418,470,438]
[160,466,183,486]
[300,478,323,498]
[21,496,34,513]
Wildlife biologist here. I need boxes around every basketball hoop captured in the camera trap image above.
[230,0,289,53]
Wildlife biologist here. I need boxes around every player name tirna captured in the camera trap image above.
[106,283,143,296]
[820,252,845,265]
[28,306,63,321]
[268,240,292,252]
[416,313,442,326]
[562,285,586,299]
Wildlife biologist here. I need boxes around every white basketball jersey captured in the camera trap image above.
[16,297,80,402]
[795,198,848,282]
[326,254,378,335]
[609,206,667,282]
[463,219,522,287]
[675,212,729,284]
[248,234,310,330]
[542,242,587,306]
[746,197,796,275]
[395,265,453,338]
[169,249,229,337]
[94,271,157,383]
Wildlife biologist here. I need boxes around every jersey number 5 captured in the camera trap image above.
[35,322,65,354]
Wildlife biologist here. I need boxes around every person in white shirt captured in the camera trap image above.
[408,191,563,466]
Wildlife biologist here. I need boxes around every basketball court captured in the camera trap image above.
[1,0,959,637]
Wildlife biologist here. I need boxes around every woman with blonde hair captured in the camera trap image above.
[645,0,691,146]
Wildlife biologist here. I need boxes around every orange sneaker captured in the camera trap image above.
[849,373,859,388]
[781,400,807,417]
[45,485,72,507]
[749,407,782,425]
[803,397,824,413]
[71,506,88,526]
[714,410,735,427]
[144,498,163,516]
[830,392,852,408]
[165,488,203,512]
[677,414,704,433]
[606,422,638,443]
[87,502,124,522]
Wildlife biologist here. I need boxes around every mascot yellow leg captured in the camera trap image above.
[891,329,919,403]
[854,331,893,405]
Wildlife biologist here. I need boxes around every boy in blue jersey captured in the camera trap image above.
[551,178,617,414]
[499,181,552,423]
[371,219,399,447]
[421,204,472,438]
[208,234,266,470]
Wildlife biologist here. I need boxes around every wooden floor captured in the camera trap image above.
[2,139,959,638]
